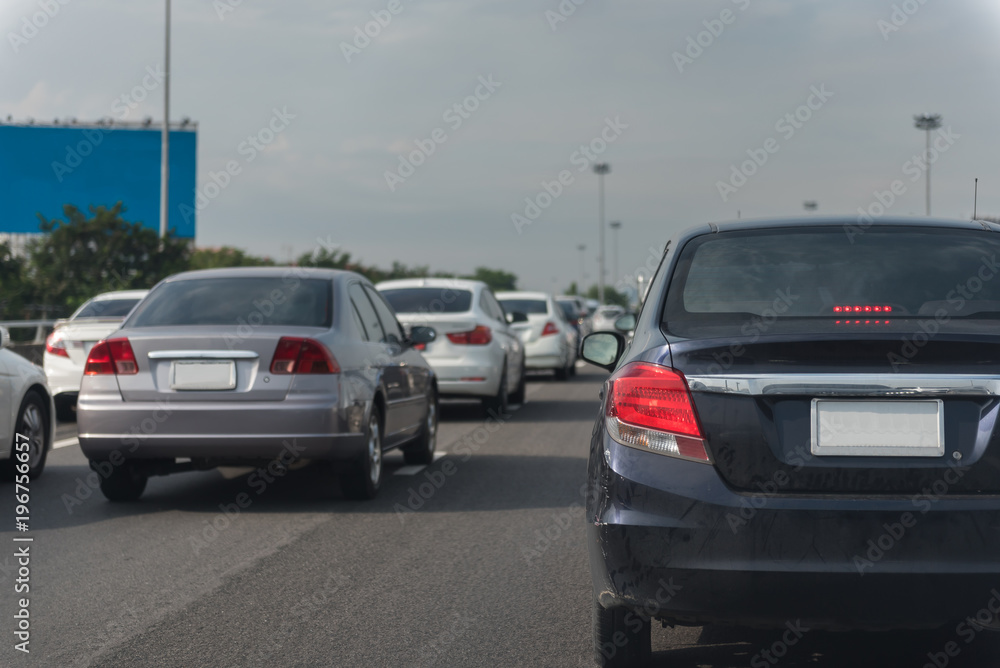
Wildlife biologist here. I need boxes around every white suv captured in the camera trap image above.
[377,279,526,414]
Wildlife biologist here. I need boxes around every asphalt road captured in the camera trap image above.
[3,365,1000,667]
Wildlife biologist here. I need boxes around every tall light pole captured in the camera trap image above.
[159,0,171,239]
[576,243,586,294]
[609,221,622,289]
[914,114,942,216]
[593,163,610,303]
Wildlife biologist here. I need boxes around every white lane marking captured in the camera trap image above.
[393,452,446,476]
[54,437,79,449]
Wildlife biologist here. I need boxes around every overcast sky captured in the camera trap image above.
[3,0,999,291]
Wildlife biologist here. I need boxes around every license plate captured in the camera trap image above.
[170,361,236,391]
[810,399,944,457]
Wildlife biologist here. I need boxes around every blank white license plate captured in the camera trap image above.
[170,361,236,391]
[810,399,944,457]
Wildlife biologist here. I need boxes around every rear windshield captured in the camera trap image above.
[74,298,142,319]
[556,301,577,319]
[664,227,1000,337]
[380,287,472,314]
[128,277,332,328]
[498,299,548,315]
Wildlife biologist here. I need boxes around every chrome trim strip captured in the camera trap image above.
[685,374,1000,397]
[147,350,259,360]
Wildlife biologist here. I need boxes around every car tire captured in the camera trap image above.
[98,463,148,502]
[403,389,437,465]
[342,407,383,500]
[509,360,526,405]
[55,395,76,423]
[555,356,572,381]
[1,391,50,481]
[482,367,508,416]
[593,600,651,668]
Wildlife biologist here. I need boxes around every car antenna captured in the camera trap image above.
[973,178,978,220]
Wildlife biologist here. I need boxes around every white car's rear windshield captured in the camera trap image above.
[380,288,473,314]
[664,227,1000,337]
[74,299,142,319]
[498,299,548,315]
[128,277,332,328]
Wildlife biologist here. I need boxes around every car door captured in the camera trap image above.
[347,282,394,432]
[362,284,426,444]
[482,290,523,388]
[0,351,12,450]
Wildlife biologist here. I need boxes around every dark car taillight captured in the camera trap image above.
[84,337,138,375]
[541,321,559,336]
[605,362,710,462]
[270,337,340,374]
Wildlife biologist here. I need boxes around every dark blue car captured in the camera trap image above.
[581,217,1000,666]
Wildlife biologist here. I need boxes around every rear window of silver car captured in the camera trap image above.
[498,299,548,315]
[380,288,473,314]
[664,227,1000,336]
[128,277,332,328]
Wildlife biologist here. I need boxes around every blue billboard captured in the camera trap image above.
[0,123,197,237]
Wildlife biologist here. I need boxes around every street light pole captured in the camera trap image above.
[159,0,171,239]
[576,243,586,294]
[914,114,942,217]
[593,163,610,303]
[609,221,622,290]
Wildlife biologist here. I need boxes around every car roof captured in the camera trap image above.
[376,278,485,291]
[495,291,552,300]
[160,266,357,282]
[88,289,150,301]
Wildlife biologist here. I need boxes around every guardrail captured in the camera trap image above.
[0,320,56,344]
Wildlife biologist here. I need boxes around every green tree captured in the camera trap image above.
[189,246,275,269]
[27,203,190,315]
[465,267,517,292]
[565,281,578,296]
[585,284,629,308]
[0,241,32,319]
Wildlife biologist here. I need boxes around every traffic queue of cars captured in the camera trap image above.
[2,268,605,502]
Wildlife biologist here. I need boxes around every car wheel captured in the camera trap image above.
[593,600,651,668]
[482,368,508,416]
[1,391,51,481]
[98,463,148,502]
[509,360,527,405]
[55,395,76,423]
[403,389,437,465]
[554,357,572,381]
[342,407,383,500]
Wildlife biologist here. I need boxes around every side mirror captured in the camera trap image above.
[581,332,625,371]
[409,326,437,345]
[614,313,637,333]
[506,311,529,324]
[0,327,9,350]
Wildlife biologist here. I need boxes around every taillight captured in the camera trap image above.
[605,362,710,463]
[84,337,138,375]
[45,331,69,358]
[446,326,492,345]
[541,322,559,336]
[270,337,340,374]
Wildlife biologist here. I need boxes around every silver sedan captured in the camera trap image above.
[77,267,437,501]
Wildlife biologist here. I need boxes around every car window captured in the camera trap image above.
[380,287,473,314]
[365,285,405,344]
[349,283,384,343]
[128,278,331,327]
[556,301,577,320]
[74,298,142,319]
[664,227,1000,337]
[498,298,548,315]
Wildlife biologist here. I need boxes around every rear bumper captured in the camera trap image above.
[524,336,565,369]
[43,351,83,398]
[590,428,1000,630]
[77,396,366,462]
[423,351,503,398]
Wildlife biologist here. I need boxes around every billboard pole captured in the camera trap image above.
[159,0,171,239]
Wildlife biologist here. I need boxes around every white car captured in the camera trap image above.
[591,304,626,332]
[43,289,149,421]
[0,327,54,478]
[496,291,577,381]
[377,278,526,413]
